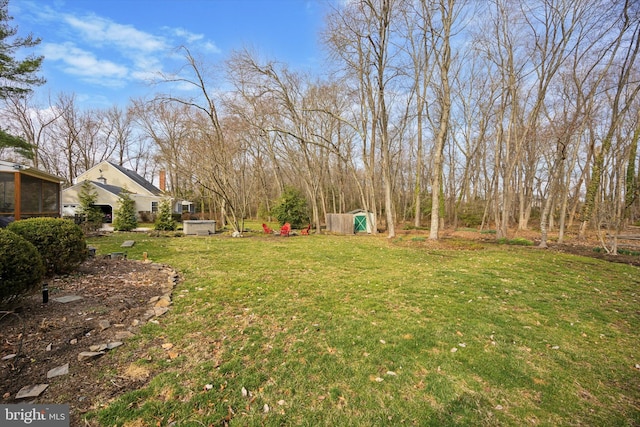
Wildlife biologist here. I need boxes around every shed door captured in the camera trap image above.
[354,215,367,232]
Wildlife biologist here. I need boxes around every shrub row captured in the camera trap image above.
[0,218,87,305]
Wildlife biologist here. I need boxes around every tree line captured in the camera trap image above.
[2,0,639,248]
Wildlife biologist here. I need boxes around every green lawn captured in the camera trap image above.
[85,229,640,426]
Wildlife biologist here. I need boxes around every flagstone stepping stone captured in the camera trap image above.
[78,351,105,361]
[121,240,135,248]
[16,384,49,399]
[47,363,69,379]
[107,341,123,350]
[52,295,83,304]
[89,344,108,352]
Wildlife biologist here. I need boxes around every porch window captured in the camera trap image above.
[0,172,15,214]
[20,174,60,217]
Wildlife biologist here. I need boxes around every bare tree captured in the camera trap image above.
[2,92,62,169]
[153,46,252,232]
[579,0,640,239]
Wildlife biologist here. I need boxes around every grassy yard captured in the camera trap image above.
[85,227,640,426]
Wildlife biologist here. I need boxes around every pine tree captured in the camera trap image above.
[0,0,44,99]
[112,190,137,231]
[0,0,44,156]
[77,181,103,232]
[155,199,177,231]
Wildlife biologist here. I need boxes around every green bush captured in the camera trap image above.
[155,199,177,231]
[0,229,45,304]
[113,191,138,231]
[271,186,308,229]
[8,217,87,275]
[497,237,534,246]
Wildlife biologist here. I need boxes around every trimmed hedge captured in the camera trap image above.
[8,218,88,275]
[0,229,45,304]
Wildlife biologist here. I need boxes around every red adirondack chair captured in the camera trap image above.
[301,224,311,235]
[280,222,291,237]
[262,223,273,234]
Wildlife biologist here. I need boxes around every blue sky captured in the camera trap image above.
[10,0,331,108]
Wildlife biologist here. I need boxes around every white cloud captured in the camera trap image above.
[169,27,222,54]
[172,28,204,44]
[42,42,129,86]
[63,14,167,53]
[22,2,222,95]
[201,41,222,54]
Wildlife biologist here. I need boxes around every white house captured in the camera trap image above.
[61,161,178,222]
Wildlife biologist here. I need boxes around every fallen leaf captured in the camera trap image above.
[451,347,458,353]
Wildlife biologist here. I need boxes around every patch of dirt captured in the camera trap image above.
[0,257,178,425]
[546,244,640,266]
[398,227,640,266]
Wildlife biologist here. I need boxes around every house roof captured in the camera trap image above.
[107,161,162,196]
[0,160,64,183]
[92,180,125,196]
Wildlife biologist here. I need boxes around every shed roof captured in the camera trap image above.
[347,209,374,215]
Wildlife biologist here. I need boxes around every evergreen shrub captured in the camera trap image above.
[113,191,138,231]
[77,180,103,233]
[8,217,87,275]
[0,229,45,304]
[271,186,309,229]
[155,199,177,231]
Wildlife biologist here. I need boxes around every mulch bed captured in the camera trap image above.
[0,257,178,425]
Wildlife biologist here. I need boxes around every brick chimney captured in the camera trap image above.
[159,170,166,192]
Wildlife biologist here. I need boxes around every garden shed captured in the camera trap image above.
[325,209,376,234]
